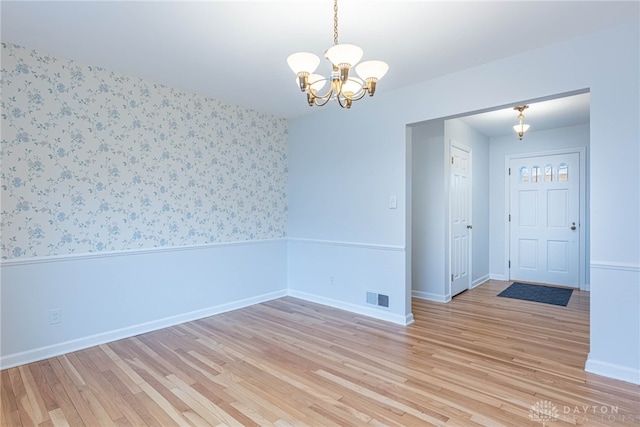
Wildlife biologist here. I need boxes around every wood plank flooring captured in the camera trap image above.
[2,280,639,426]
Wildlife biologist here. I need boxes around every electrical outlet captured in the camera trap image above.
[389,196,397,209]
[49,309,61,325]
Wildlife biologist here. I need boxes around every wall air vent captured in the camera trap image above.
[366,292,377,305]
[366,291,389,308]
[377,294,389,308]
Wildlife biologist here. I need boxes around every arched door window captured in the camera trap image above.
[558,163,569,181]
[531,166,541,183]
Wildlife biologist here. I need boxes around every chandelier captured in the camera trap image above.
[286,0,389,109]
[513,105,530,140]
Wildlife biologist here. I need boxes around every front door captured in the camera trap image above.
[450,143,472,297]
[509,152,580,287]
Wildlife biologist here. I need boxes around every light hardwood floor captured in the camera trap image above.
[2,280,639,426]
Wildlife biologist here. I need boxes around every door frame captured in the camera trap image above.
[449,139,473,298]
[504,147,587,290]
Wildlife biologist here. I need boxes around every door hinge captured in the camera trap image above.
[508,260,511,268]
[451,273,454,281]
[508,214,511,222]
[508,167,511,175]
[451,156,454,165]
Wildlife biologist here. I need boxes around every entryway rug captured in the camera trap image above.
[497,282,573,306]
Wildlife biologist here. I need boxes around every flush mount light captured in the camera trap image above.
[286,0,388,109]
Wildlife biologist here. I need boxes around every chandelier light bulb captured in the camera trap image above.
[325,44,363,70]
[355,60,389,81]
[287,52,320,76]
[513,123,530,140]
[307,74,326,93]
[341,78,366,98]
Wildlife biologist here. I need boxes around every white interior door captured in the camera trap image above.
[509,152,580,287]
[450,143,472,297]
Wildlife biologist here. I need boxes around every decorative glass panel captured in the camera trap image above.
[532,166,541,183]
[545,164,553,182]
[520,166,529,183]
[558,163,568,181]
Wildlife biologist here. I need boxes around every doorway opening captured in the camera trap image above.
[407,90,590,303]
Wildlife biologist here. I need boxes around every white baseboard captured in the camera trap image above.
[412,290,451,303]
[0,290,287,370]
[472,275,490,288]
[585,354,640,385]
[489,274,508,281]
[288,290,414,326]
[412,278,487,302]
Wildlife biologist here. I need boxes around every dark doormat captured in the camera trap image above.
[497,282,573,306]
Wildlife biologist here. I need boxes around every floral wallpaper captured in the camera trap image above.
[1,43,288,259]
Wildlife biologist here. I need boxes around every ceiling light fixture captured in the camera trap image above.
[513,105,530,140]
[286,0,388,109]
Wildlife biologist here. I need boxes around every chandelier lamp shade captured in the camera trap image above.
[287,0,388,109]
[513,105,530,140]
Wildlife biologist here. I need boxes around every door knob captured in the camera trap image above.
[467,225,473,229]
[571,222,577,231]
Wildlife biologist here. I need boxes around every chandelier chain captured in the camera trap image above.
[333,0,339,45]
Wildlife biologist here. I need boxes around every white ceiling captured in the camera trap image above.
[456,91,591,139]
[1,1,637,130]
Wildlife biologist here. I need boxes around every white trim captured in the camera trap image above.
[490,273,508,281]
[0,289,287,370]
[405,126,414,333]
[585,354,640,385]
[0,238,287,267]
[288,289,414,326]
[505,148,587,161]
[2,237,409,268]
[591,261,640,272]
[504,147,587,290]
[449,140,473,298]
[412,290,451,303]
[471,274,490,288]
[287,237,404,252]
